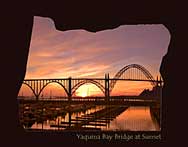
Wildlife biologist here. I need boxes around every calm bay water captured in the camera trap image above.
[29,106,160,131]
[102,107,159,131]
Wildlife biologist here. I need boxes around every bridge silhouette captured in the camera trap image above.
[21,64,163,102]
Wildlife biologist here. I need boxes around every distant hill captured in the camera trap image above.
[139,86,162,99]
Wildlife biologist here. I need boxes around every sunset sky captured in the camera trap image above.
[19,16,170,97]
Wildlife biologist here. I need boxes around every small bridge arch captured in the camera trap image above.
[22,80,70,99]
[21,82,38,98]
[37,81,69,98]
[71,79,105,96]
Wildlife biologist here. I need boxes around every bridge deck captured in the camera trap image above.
[18,98,159,106]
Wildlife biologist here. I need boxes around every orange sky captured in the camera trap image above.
[18,16,170,97]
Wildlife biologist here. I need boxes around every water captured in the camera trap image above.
[31,105,105,130]
[27,105,159,131]
[102,107,159,131]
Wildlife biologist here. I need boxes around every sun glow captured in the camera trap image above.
[79,91,88,97]
[76,85,89,97]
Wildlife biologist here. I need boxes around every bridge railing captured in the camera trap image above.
[71,97,105,101]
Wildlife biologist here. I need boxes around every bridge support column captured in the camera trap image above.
[68,77,72,102]
[36,95,39,101]
[105,73,110,102]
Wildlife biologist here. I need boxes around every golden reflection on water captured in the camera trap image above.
[103,107,158,131]
[31,106,159,131]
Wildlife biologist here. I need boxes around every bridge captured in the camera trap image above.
[22,64,163,101]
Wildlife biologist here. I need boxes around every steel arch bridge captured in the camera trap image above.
[21,64,162,100]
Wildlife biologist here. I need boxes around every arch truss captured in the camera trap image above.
[22,79,70,99]
[109,64,156,93]
[71,79,105,96]
[22,78,107,99]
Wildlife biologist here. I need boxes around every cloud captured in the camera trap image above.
[22,16,170,95]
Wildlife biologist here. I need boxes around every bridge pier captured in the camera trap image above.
[68,77,72,102]
[36,95,39,101]
[105,73,110,102]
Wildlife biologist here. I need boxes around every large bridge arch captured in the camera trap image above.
[110,64,156,93]
[38,81,69,98]
[71,80,105,96]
